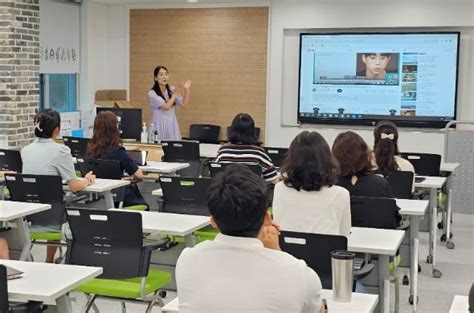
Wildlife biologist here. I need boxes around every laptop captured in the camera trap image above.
[126,150,148,166]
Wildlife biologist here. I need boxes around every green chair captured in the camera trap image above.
[66,208,172,312]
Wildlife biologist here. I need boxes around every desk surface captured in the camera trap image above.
[449,295,469,313]
[349,227,405,255]
[0,260,102,304]
[396,198,429,216]
[0,201,51,221]
[414,176,447,189]
[140,161,189,174]
[64,178,130,193]
[441,162,460,173]
[162,290,378,313]
[110,210,210,236]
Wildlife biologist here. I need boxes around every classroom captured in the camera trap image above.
[0,0,473,312]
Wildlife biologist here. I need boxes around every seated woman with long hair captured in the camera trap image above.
[333,131,393,198]
[86,111,147,207]
[272,131,350,237]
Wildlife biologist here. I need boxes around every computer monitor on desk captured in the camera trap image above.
[96,108,142,142]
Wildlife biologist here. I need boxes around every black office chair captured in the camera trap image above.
[263,147,288,167]
[5,174,66,260]
[350,196,402,229]
[161,141,202,177]
[77,158,122,180]
[400,152,441,176]
[386,171,414,199]
[226,126,261,143]
[159,176,212,216]
[208,162,262,178]
[188,124,221,144]
[65,208,172,312]
[279,231,374,289]
[63,136,90,158]
[0,149,22,172]
[0,265,43,313]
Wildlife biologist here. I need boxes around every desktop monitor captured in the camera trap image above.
[96,107,142,141]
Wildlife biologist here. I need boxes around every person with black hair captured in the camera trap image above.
[147,65,191,141]
[215,113,278,183]
[372,121,415,175]
[273,131,351,237]
[357,53,393,79]
[21,109,96,263]
[176,164,322,312]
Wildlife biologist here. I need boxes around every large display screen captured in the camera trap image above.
[298,32,460,128]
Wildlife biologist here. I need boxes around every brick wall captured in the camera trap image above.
[0,0,39,148]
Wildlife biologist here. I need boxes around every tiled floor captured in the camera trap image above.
[32,212,474,312]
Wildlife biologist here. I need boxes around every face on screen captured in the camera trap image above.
[362,53,391,79]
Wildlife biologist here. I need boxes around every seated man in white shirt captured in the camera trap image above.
[176,164,322,313]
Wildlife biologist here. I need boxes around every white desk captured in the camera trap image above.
[349,227,404,313]
[162,290,379,313]
[199,143,220,159]
[0,201,51,261]
[397,198,429,305]
[449,295,469,313]
[64,178,130,209]
[140,161,190,174]
[110,210,210,247]
[441,162,460,173]
[414,175,446,278]
[0,259,102,313]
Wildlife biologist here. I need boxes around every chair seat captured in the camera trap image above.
[75,269,172,299]
[30,232,62,241]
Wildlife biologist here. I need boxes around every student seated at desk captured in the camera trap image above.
[333,131,393,198]
[272,131,351,237]
[216,113,278,184]
[176,164,322,313]
[21,109,96,263]
[86,111,147,207]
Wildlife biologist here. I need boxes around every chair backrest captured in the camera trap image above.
[0,265,8,313]
[386,171,414,199]
[162,141,200,161]
[400,152,441,176]
[189,124,221,143]
[350,196,400,229]
[279,231,347,289]
[0,148,22,172]
[160,176,212,216]
[226,126,261,142]
[263,147,288,167]
[66,208,143,279]
[208,162,262,178]
[77,158,122,180]
[5,174,65,228]
[62,136,90,158]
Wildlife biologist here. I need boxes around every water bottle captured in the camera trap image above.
[148,123,154,144]
[153,129,160,144]
[140,123,148,143]
[331,250,355,302]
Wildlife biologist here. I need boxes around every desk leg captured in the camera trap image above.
[184,234,196,247]
[409,216,420,304]
[55,295,73,313]
[14,217,31,261]
[428,188,442,278]
[379,255,390,313]
[445,188,454,249]
[103,191,115,209]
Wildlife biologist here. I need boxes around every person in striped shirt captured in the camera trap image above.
[216,113,279,184]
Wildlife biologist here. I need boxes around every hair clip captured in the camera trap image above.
[381,133,394,140]
[35,122,43,132]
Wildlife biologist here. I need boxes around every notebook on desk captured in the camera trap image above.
[126,150,148,166]
[415,176,426,183]
[6,265,23,280]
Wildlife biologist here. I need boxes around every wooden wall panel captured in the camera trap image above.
[129,7,268,141]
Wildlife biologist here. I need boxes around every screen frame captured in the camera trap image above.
[297,31,461,128]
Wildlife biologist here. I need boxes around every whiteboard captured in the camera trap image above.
[39,0,80,73]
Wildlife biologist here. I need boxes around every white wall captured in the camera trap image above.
[267,0,474,156]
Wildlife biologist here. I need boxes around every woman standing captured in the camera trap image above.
[147,65,192,141]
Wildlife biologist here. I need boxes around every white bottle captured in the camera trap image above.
[140,123,148,143]
[148,123,154,144]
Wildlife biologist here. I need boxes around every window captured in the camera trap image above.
[40,74,77,112]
